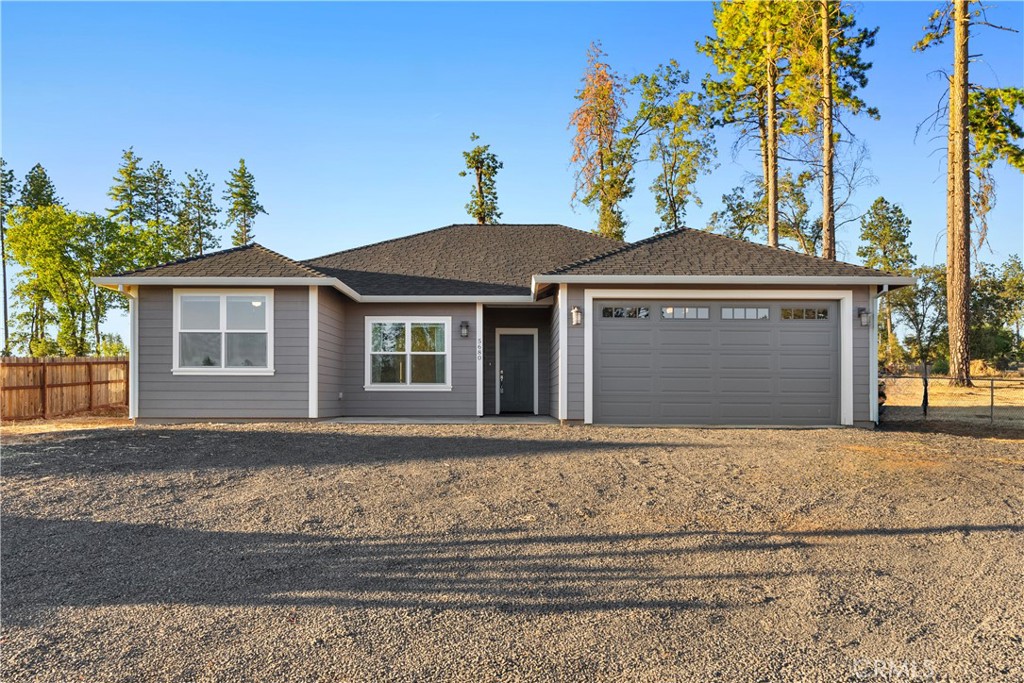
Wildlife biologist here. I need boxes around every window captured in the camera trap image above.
[661,306,709,320]
[365,317,451,390]
[173,290,273,375]
[782,307,830,320]
[601,306,650,319]
[722,307,769,320]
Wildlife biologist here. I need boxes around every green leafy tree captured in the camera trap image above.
[708,169,821,256]
[6,206,129,355]
[1001,255,1024,359]
[19,163,62,209]
[857,197,916,367]
[892,266,948,413]
[698,1,807,248]
[97,332,128,357]
[223,158,267,247]
[1,158,19,354]
[623,62,717,232]
[459,133,503,224]
[177,170,221,256]
[108,149,170,267]
[569,42,631,241]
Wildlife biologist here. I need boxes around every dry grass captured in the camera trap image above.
[0,407,130,439]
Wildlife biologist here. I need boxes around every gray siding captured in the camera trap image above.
[549,295,561,419]
[482,308,551,416]
[338,302,476,417]
[318,287,347,418]
[565,283,876,424]
[137,286,309,419]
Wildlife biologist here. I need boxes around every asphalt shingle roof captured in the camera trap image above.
[302,224,623,296]
[115,243,325,279]
[546,227,905,279]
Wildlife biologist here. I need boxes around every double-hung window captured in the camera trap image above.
[365,317,451,390]
[173,290,274,375]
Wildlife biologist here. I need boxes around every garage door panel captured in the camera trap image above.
[594,300,839,425]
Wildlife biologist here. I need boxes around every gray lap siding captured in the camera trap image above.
[338,301,477,417]
[137,286,310,419]
[317,287,346,418]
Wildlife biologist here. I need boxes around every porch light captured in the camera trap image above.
[858,307,869,327]
[460,320,470,338]
[571,306,582,326]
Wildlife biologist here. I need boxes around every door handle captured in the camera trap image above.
[499,369,504,394]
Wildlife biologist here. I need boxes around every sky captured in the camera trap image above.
[2,1,1023,343]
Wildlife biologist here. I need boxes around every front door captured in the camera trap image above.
[498,333,535,414]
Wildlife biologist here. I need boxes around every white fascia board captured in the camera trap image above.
[533,274,916,287]
[359,295,539,304]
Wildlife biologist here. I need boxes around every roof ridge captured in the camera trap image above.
[304,223,623,264]
[113,242,259,276]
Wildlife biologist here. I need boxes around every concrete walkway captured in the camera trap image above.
[325,415,559,425]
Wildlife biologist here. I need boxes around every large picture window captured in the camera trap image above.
[173,290,274,375]
[365,317,451,390]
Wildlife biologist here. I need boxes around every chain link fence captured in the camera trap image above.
[879,375,1024,426]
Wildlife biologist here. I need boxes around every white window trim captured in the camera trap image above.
[583,288,855,426]
[364,316,453,391]
[172,288,275,376]
[495,328,539,416]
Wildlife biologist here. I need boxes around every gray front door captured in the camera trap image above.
[593,301,840,425]
[499,334,534,413]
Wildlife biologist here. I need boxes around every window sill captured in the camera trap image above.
[172,368,276,377]
[363,384,453,392]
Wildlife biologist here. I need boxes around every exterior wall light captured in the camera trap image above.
[858,307,870,327]
[571,306,582,326]
[460,321,470,338]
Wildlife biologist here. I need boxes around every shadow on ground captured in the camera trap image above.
[3,515,1020,628]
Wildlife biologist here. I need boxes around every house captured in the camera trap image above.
[95,224,913,427]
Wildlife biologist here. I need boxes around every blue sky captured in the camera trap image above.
[2,1,1023,341]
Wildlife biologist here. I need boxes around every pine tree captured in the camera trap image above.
[19,163,62,209]
[140,161,178,231]
[108,148,146,230]
[569,42,631,241]
[0,158,19,354]
[223,159,266,247]
[177,170,221,256]
[857,197,916,367]
[459,133,503,224]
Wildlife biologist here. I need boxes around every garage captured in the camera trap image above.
[593,300,839,425]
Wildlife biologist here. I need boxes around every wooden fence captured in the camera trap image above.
[1,356,129,421]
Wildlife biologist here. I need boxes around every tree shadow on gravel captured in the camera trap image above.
[4,516,1019,628]
[0,429,713,476]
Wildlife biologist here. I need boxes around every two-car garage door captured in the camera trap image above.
[593,300,839,425]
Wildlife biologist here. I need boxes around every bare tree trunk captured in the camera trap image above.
[766,53,780,248]
[884,298,894,367]
[820,0,836,261]
[947,0,972,387]
[476,169,485,224]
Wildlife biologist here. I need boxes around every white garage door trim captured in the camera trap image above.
[583,288,854,426]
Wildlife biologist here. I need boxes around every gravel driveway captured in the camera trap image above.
[2,422,1022,682]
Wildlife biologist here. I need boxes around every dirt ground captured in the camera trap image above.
[0,407,130,438]
[2,422,1022,682]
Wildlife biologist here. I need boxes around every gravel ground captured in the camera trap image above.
[2,422,1022,682]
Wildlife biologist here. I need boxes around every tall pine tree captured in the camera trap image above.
[107,148,146,230]
[19,163,62,209]
[223,159,266,246]
[177,170,221,256]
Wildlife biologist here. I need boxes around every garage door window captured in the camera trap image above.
[661,306,709,320]
[601,306,650,319]
[722,307,769,320]
[782,307,830,320]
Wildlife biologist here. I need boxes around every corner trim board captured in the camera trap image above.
[476,303,484,417]
[558,284,568,420]
[308,286,319,419]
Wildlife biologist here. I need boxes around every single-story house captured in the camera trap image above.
[95,224,913,427]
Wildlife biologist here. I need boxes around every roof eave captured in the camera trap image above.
[531,274,917,292]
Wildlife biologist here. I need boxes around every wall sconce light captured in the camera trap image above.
[571,306,582,326]
[858,307,870,327]
[460,321,470,338]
